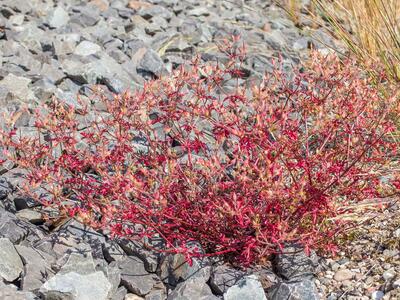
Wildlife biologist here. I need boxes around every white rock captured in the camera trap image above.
[40,271,112,300]
[48,6,70,28]
[74,41,101,56]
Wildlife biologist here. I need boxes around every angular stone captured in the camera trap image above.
[103,240,127,262]
[0,281,36,300]
[59,252,97,275]
[15,209,44,224]
[89,0,109,12]
[0,208,30,243]
[15,245,53,291]
[274,245,318,280]
[40,271,112,300]
[0,73,34,103]
[0,177,13,200]
[166,277,219,300]
[113,286,128,300]
[224,275,267,300]
[40,63,65,84]
[47,6,70,29]
[74,41,102,56]
[137,49,165,77]
[118,239,159,273]
[159,252,211,287]
[0,238,24,282]
[118,256,161,296]
[269,278,320,300]
[209,264,246,295]
[126,294,145,300]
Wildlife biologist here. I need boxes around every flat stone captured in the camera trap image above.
[47,6,70,29]
[0,238,24,282]
[59,252,97,275]
[40,271,112,300]
[333,269,354,282]
[224,275,267,300]
[15,209,43,224]
[74,41,102,56]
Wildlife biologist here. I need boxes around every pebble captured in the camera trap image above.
[371,290,384,300]
[334,269,354,282]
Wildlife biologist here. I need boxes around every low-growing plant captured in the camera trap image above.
[1,40,398,266]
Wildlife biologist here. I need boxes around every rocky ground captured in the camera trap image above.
[0,0,398,299]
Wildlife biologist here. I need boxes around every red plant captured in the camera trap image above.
[1,40,398,266]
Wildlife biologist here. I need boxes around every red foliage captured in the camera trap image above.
[1,41,398,266]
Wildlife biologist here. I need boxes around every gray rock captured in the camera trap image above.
[103,240,127,262]
[95,260,121,298]
[40,63,65,84]
[269,278,320,300]
[159,252,211,287]
[167,277,219,300]
[139,5,173,20]
[15,209,43,224]
[113,286,128,300]
[74,41,102,56]
[15,245,53,291]
[118,256,161,296]
[209,264,246,295]
[0,73,34,103]
[137,49,165,78]
[0,208,31,243]
[145,288,167,300]
[0,177,13,200]
[59,252,97,275]
[118,239,159,273]
[47,6,70,29]
[40,271,112,300]
[274,245,318,280]
[0,238,24,282]
[188,7,210,17]
[0,281,36,300]
[224,275,267,300]
[31,78,57,100]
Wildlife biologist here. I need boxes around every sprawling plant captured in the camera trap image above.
[1,40,398,266]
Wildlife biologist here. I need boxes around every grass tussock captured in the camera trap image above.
[279,0,400,83]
